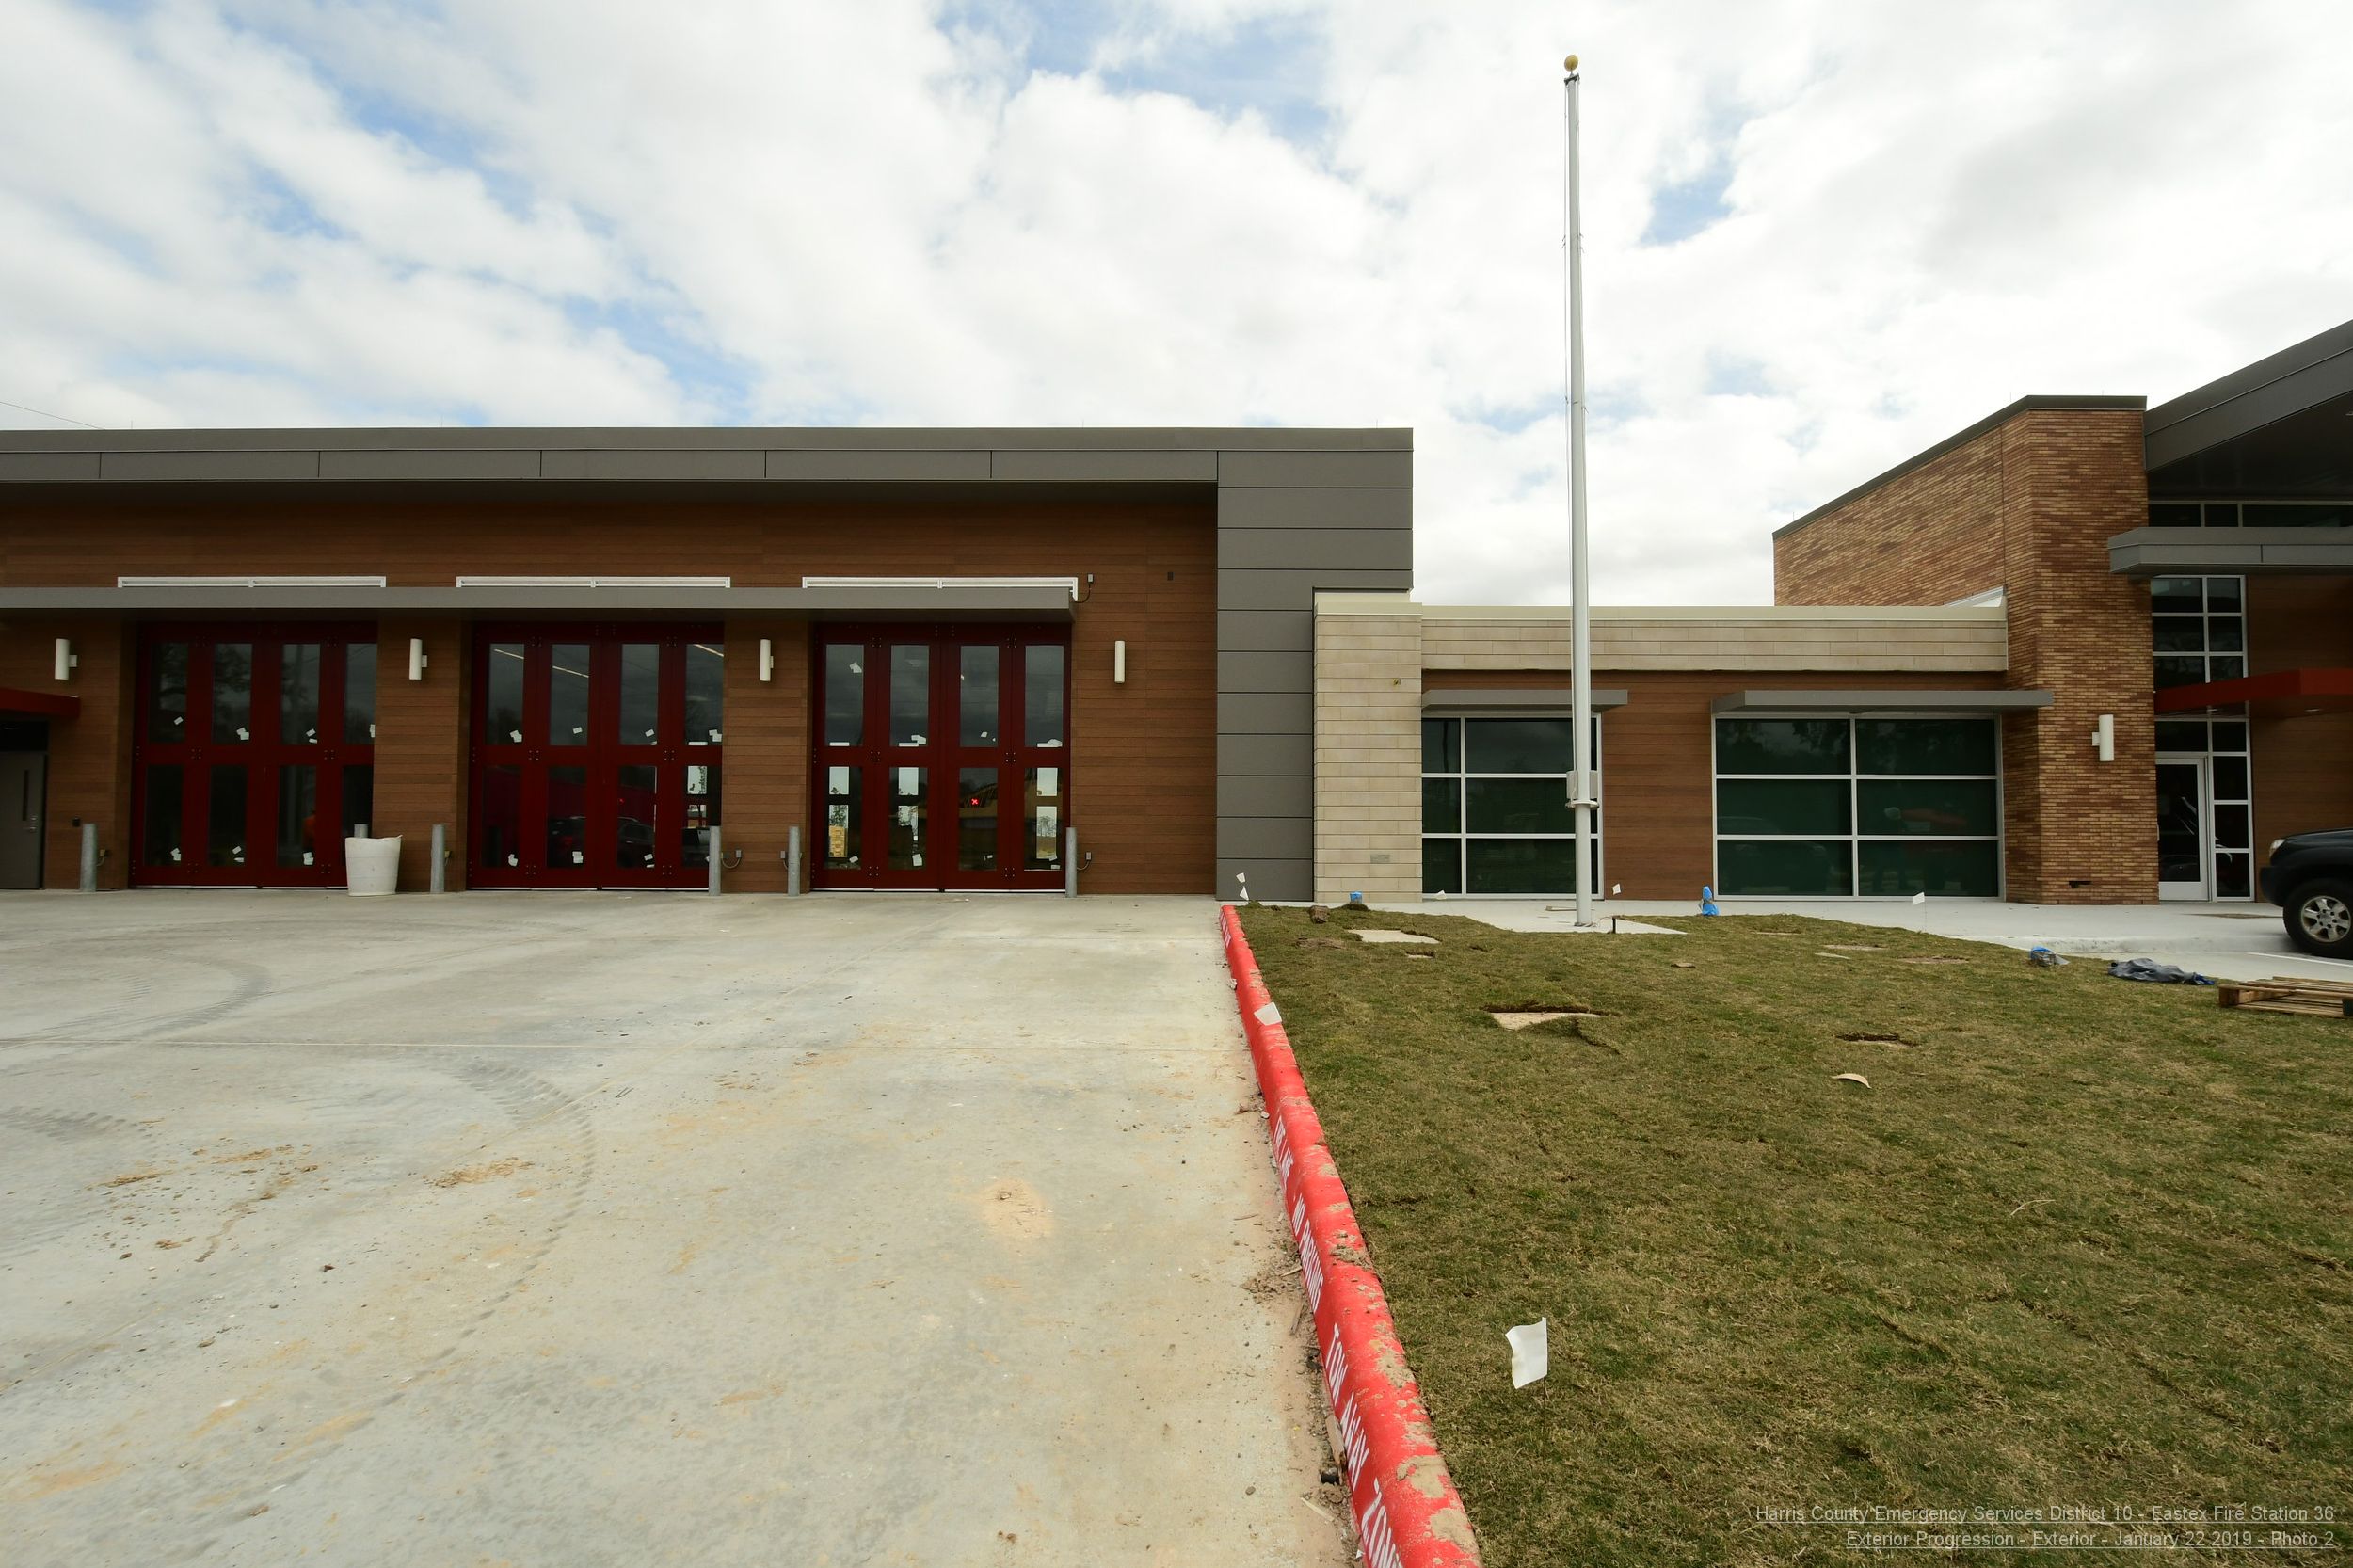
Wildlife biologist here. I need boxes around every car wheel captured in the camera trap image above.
[2285,880,2353,958]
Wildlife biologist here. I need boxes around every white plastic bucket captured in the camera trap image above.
[345,835,402,897]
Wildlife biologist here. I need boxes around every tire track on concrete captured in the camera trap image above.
[126,1056,602,1565]
[14,909,958,1563]
[0,1109,169,1261]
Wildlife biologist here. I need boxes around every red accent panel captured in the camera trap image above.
[0,686,80,720]
[2156,667,2353,713]
[1219,905,1482,1568]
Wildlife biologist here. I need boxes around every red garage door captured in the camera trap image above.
[810,625,1069,890]
[131,625,377,887]
[470,625,724,888]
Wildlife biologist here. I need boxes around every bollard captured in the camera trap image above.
[786,824,802,897]
[709,824,723,896]
[430,824,446,893]
[1064,826,1078,897]
[79,822,98,892]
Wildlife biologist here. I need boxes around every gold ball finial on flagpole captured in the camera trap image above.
[1563,54,1578,73]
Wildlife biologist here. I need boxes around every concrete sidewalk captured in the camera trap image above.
[1391,896,2347,984]
[0,892,1343,1568]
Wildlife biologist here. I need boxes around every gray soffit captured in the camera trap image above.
[1421,688,1629,711]
[2106,526,2353,576]
[2144,318,2353,489]
[1711,689,2054,714]
[0,426,1408,487]
[1772,395,2147,540]
[0,584,1078,619]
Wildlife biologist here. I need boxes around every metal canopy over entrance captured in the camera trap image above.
[469,624,725,888]
[811,624,1070,891]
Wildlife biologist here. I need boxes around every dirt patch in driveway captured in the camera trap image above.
[424,1157,532,1188]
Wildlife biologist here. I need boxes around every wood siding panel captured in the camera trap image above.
[374,616,469,891]
[0,493,1217,895]
[0,616,133,888]
[722,618,808,892]
[2247,576,2353,852]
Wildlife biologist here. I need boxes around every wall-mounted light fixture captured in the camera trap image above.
[408,637,428,681]
[2091,712,2114,763]
[53,638,76,681]
[759,638,774,682]
[1113,639,1128,685]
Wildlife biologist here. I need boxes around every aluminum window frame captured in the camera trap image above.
[2150,573,2248,689]
[2152,713,2256,901]
[1709,712,2007,901]
[1418,712,1604,897]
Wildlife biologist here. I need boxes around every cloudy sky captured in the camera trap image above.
[3,1,2348,603]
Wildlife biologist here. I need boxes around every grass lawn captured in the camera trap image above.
[1240,905,2353,1566]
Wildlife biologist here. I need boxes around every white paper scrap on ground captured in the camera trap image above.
[1507,1318,1549,1388]
[1353,929,1438,944]
[1253,1001,1282,1027]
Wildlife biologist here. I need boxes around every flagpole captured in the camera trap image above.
[1563,54,1595,926]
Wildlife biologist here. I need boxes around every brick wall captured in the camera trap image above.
[1774,406,2157,904]
[1312,606,1421,903]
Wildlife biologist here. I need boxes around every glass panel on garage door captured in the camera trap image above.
[1713,715,2001,898]
[811,625,1070,890]
[131,626,377,888]
[468,625,723,889]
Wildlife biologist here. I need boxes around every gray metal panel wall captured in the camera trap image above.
[1213,455,1413,902]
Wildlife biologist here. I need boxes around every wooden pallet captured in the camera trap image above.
[2219,977,2353,1018]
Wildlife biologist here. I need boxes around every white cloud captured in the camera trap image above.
[0,0,2346,603]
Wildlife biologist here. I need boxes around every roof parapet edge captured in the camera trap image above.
[1770,394,2147,542]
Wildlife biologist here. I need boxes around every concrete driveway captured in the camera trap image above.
[0,893,1343,1567]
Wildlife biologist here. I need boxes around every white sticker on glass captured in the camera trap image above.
[572,726,584,736]
[509,729,522,742]
[709,729,723,743]
[644,728,655,739]
[506,853,519,867]
[235,727,250,741]
[305,728,316,741]
[302,852,314,865]
[572,851,584,865]
[369,723,376,739]
[169,847,183,862]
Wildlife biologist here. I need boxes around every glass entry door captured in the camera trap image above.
[470,625,724,888]
[131,625,377,887]
[811,625,1069,890]
[2155,758,2208,901]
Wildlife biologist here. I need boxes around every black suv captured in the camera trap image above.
[2263,830,2353,957]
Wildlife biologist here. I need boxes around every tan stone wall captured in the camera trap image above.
[1422,610,2007,673]
[1313,608,1421,903]
[1773,407,2156,904]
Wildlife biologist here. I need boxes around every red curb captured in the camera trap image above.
[1220,904,1481,1568]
